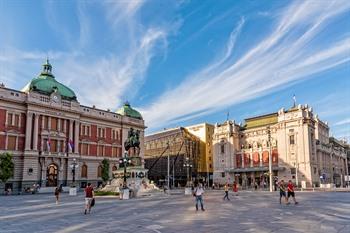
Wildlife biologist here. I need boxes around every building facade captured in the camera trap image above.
[144,127,200,187]
[213,104,349,188]
[0,60,145,193]
[186,123,214,186]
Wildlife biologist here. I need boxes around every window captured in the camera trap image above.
[221,172,225,178]
[289,135,295,145]
[81,144,89,155]
[14,115,19,126]
[112,147,118,157]
[81,165,88,178]
[7,113,13,125]
[313,167,317,174]
[220,144,225,154]
[290,168,296,175]
[97,145,104,156]
[209,164,212,168]
[112,165,117,171]
[98,127,105,138]
[44,116,49,129]
[7,136,16,150]
[97,165,102,178]
[51,118,58,130]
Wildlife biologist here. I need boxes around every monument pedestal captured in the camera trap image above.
[69,187,77,196]
[122,188,129,199]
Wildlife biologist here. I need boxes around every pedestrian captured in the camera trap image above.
[254,182,258,190]
[287,180,298,205]
[212,183,215,190]
[233,181,238,196]
[193,183,205,211]
[278,180,287,204]
[54,186,60,204]
[223,183,230,200]
[84,183,95,214]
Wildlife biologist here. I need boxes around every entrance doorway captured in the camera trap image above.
[46,164,58,187]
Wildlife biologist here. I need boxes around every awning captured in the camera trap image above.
[225,166,285,173]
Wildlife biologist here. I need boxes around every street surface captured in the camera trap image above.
[0,190,349,233]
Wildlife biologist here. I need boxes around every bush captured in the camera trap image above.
[94,190,119,196]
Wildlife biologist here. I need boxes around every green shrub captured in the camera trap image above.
[94,190,119,196]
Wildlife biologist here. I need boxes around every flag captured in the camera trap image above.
[46,138,51,152]
[68,139,74,151]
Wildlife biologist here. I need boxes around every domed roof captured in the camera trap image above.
[116,102,143,120]
[21,60,77,101]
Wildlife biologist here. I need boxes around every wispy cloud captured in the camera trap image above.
[335,118,350,126]
[142,0,350,129]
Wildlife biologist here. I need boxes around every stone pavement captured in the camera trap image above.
[0,190,349,233]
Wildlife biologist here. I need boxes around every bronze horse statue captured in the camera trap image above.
[124,128,140,155]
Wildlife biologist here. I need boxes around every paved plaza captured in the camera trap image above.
[0,190,350,233]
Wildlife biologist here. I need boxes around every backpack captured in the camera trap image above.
[193,188,197,197]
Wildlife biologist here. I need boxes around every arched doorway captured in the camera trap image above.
[46,164,58,187]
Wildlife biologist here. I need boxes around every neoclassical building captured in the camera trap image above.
[0,60,145,193]
[213,104,348,188]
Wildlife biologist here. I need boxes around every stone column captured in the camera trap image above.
[58,118,61,132]
[69,120,73,153]
[74,120,79,154]
[25,112,33,150]
[48,116,51,130]
[33,114,39,151]
[259,153,263,167]
[63,119,67,133]
[242,153,245,168]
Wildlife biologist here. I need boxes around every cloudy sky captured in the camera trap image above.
[0,0,349,140]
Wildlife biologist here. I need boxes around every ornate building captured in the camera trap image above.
[213,104,348,188]
[0,60,145,193]
[144,127,200,187]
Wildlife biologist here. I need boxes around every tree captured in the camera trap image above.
[101,159,110,184]
[0,152,14,184]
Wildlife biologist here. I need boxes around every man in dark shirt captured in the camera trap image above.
[84,183,94,214]
[287,180,298,205]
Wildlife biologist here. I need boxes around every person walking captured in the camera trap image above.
[54,186,60,205]
[278,180,287,204]
[232,181,238,196]
[84,183,94,214]
[223,183,230,200]
[287,180,298,205]
[193,183,205,211]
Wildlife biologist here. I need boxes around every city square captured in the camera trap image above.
[1,190,350,233]
[0,0,350,232]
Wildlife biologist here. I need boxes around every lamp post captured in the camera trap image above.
[119,151,132,187]
[267,126,273,192]
[70,158,78,187]
[184,157,192,186]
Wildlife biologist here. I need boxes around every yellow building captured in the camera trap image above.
[186,123,214,185]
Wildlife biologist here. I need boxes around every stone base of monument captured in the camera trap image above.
[185,187,193,195]
[69,187,77,196]
[122,188,130,199]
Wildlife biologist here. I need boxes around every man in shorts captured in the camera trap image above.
[84,183,94,214]
[287,180,298,205]
[279,180,287,204]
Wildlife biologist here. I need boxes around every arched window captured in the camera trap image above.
[112,165,117,171]
[97,165,102,178]
[81,164,88,178]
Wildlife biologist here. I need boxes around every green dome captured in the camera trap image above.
[21,60,77,101]
[116,102,143,120]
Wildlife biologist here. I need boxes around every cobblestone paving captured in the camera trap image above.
[0,191,349,233]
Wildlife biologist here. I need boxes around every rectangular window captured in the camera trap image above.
[290,168,296,175]
[14,115,19,126]
[289,135,295,145]
[112,147,118,157]
[221,144,225,154]
[97,145,104,156]
[51,118,58,130]
[7,136,16,150]
[44,116,48,129]
[8,113,13,125]
[81,144,88,155]
[221,172,225,178]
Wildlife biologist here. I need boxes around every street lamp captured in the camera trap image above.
[119,151,132,187]
[70,158,78,187]
[183,157,192,186]
[267,126,273,192]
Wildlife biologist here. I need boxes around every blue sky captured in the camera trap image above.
[0,0,349,140]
